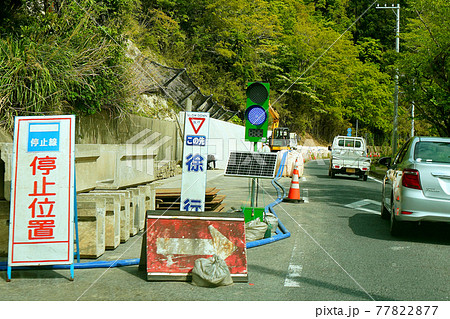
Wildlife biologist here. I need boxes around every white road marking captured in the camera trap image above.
[368,176,382,183]
[345,199,381,215]
[316,158,326,166]
[302,188,309,203]
[284,241,303,287]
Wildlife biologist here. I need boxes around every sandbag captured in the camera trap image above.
[264,212,279,236]
[191,255,233,287]
[245,218,268,242]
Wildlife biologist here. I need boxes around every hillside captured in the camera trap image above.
[0,0,448,145]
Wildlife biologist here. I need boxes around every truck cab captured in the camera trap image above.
[329,136,371,181]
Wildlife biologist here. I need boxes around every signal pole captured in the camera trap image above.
[376,3,400,157]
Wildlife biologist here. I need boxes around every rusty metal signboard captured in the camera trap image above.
[7,115,75,279]
[143,210,247,282]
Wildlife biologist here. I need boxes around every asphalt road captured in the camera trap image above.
[1,159,449,302]
[257,159,450,301]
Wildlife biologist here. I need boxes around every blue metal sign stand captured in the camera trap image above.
[71,172,80,280]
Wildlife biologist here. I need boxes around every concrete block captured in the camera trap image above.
[1,143,103,200]
[86,191,130,243]
[75,144,101,193]
[139,184,156,212]
[95,144,157,190]
[0,200,9,257]
[78,193,120,250]
[121,198,131,242]
[0,143,158,202]
[128,188,142,233]
[0,143,13,201]
[77,199,106,258]
[91,190,135,238]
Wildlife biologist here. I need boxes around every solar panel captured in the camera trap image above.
[225,151,278,179]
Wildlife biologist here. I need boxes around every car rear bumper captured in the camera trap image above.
[331,167,369,176]
[396,188,450,222]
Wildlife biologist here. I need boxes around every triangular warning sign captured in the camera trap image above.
[189,117,206,134]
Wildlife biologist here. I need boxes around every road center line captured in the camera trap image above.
[284,240,303,288]
[368,176,382,183]
[345,199,381,215]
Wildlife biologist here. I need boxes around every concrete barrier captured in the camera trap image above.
[75,145,101,193]
[128,188,141,234]
[95,144,157,190]
[91,189,137,236]
[78,193,120,250]
[90,190,130,243]
[0,143,12,202]
[0,143,159,202]
[0,200,9,256]
[138,184,156,212]
[77,199,106,258]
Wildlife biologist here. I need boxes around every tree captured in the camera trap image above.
[399,0,450,136]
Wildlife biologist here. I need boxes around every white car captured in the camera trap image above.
[328,136,371,180]
[379,136,450,235]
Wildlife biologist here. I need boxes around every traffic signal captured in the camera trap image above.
[245,82,269,142]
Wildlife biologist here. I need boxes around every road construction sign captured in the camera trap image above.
[181,112,210,212]
[142,210,247,281]
[8,115,75,267]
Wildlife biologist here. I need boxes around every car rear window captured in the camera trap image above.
[338,139,362,148]
[414,141,450,163]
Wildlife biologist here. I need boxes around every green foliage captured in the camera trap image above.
[399,0,450,136]
[1,0,447,142]
[0,0,138,130]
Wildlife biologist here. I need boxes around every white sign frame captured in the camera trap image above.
[180,112,210,212]
[8,115,75,268]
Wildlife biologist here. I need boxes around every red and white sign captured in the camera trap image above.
[8,115,75,266]
[188,117,206,134]
[144,211,247,281]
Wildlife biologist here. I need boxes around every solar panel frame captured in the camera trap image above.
[225,151,278,179]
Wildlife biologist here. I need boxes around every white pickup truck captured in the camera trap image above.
[328,136,371,181]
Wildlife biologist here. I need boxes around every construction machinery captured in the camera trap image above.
[268,106,291,152]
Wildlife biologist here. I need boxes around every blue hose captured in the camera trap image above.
[246,151,291,248]
[0,258,140,271]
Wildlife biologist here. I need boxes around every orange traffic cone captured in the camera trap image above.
[284,159,304,203]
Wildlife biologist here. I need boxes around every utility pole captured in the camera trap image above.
[411,101,415,137]
[376,3,400,157]
[411,79,415,137]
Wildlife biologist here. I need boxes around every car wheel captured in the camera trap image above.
[380,199,390,220]
[363,174,368,181]
[390,208,401,236]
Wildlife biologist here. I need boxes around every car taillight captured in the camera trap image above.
[402,169,421,190]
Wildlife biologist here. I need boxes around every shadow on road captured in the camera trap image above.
[248,264,396,301]
[316,175,365,181]
[348,213,450,245]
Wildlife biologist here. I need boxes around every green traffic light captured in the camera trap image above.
[245,82,269,143]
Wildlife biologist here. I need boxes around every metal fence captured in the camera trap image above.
[134,56,239,121]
